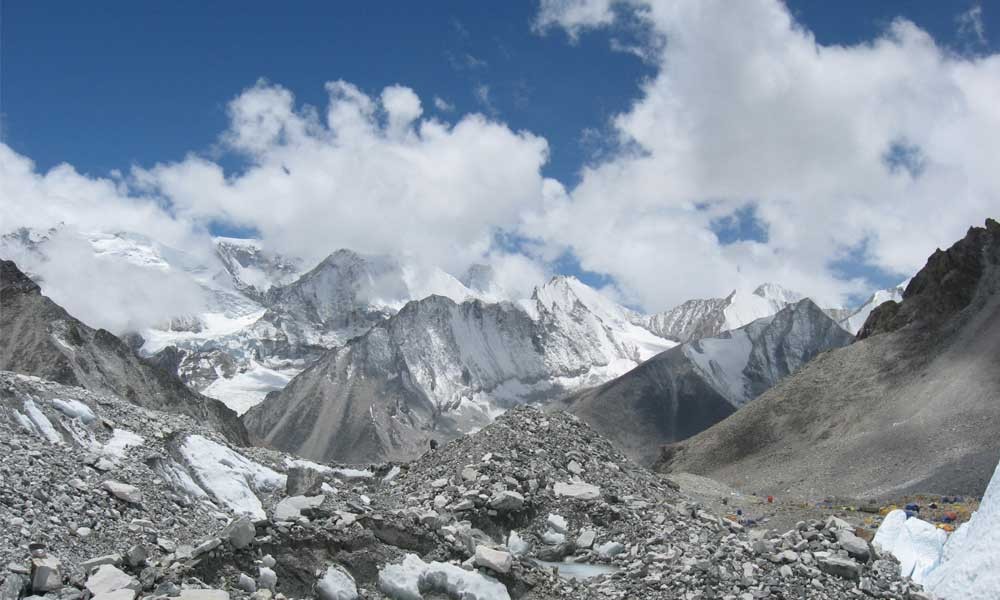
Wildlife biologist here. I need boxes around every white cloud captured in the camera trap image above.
[132,80,551,276]
[4,1,999,323]
[957,4,987,46]
[433,96,455,112]
[473,83,496,114]
[535,0,616,40]
[528,0,1000,310]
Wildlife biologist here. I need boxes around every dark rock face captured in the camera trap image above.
[859,218,1000,339]
[0,260,248,445]
[559,299,852,464]
[659,219,1000,498]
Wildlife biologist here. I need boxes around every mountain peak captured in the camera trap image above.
[859,217,1000,339]
[752,282,804,304]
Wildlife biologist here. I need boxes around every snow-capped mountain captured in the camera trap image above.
[214,236,303,301]
[660,219,1000,500]
[643,283,809,343]
[839,280,909,334]
[243,275,677,463]
[559,298,854,464]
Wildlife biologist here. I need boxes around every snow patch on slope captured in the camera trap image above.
[683,329,753,406]
[201,362,299,415]
[179,434,285,520]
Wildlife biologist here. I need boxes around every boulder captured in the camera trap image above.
[258,567,277,591]
[474,546,513,574]
[576,529,596,549]
[553,481,600,500]
[285,466,324,497]
[836,530,871,562]
[817,555,862,580]
[273,495,324,521]
[85,565,137,597]
[224,518,256,549]
[30,557,62,593]
[487,490,524,512]
[101,481,142,505]
[316,565,358,600]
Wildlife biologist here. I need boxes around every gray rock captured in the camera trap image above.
[285,466,323,497]
[224,518,256,549]
[553,481,600,500]
[487,490,524,512]
[836,530,871,562]
[273,495,324,521]
[316,565,358,600]
[474,545,513,574]
[85,565,137,597]
[1,573,27,600]
[576,528,596,549]
[177,590,229,600]
[236,574,256,593]
[91,590,137,600]
[191,538,221,558]
[80,555,122,573]
[31,557,62,593]
[817,555,861,580]
[125,545,147,568]
[101,481,142,505]
[258,567,277,591]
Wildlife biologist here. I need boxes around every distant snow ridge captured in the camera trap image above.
[874,454,1000,599]
[839,280,909,334]
[644,283,811,343]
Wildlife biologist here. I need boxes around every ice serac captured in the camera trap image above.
[559,299,853,464]
[643,282,810,343]
[659,219,1000,498]
[0,260,249,444]
[243,276,676,463]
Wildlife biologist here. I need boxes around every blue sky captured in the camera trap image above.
[5,1,993,185]
[2,1,998,310]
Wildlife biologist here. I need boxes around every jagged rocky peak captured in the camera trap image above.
[860,218,1000,339]
[659,218,1000,500]
[243,276,677,464]
[643,282,808,344]
[265,248,409,320]
[213,236,301,299]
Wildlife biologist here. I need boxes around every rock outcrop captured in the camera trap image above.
[658,219,1000,498]
[0,260,248,444]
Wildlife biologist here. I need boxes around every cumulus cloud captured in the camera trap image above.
[3,2,999,322]
[0,145,216,332]
[130,79,551,276]
[528,0,1000,310]
[535,0,616,40]
[957,4,987,46]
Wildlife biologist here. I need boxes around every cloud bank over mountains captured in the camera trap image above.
[2,0,998,327]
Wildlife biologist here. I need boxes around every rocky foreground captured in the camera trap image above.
[2,371,929,600]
